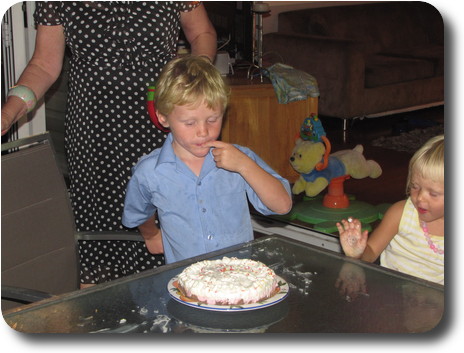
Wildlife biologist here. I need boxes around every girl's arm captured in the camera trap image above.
[361,200,406,262]
[180,3,217,62]
[337,200,405,262]
[206,141,293,215]
[2,25,65,134]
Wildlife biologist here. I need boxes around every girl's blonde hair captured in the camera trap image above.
[406,134,444,194]
[154,55,229,116]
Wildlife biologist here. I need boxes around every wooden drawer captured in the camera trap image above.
[222,79,318,182]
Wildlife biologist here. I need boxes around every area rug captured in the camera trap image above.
[371,124,444,154]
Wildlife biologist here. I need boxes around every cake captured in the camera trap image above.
[175,257,279,305]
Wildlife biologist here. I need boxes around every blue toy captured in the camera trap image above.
[300,113,326,142]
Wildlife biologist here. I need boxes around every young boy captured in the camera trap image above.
[122,55,292,264]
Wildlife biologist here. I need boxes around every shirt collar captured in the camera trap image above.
[156,133,176,167]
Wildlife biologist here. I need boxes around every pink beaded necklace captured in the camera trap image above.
[420,221,444,255]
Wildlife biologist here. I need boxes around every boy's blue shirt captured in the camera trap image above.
[122,133,291,264]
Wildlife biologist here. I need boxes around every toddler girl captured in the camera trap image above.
[337,135,444,284]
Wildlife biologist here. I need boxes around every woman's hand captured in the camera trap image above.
[2,24,66,136]
[336,218,368,259]
[2,95,31,135]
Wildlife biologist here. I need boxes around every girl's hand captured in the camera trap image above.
[206,140,251,173]
[336,218,368,259]
[335,262,368,302]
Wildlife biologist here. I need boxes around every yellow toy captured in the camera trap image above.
[290,138,382,197]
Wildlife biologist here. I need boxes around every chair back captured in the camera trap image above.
[1,133,79,310]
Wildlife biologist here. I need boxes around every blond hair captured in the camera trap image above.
[154,55,229,116]
[406,134,444,194]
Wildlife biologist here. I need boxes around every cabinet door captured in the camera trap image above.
[222,83,318,182]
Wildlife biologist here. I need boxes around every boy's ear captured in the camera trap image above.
[156,111,170,128]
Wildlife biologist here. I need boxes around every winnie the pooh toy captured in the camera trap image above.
[290,138,382,197]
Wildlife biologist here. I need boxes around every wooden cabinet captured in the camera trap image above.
[221,77,318,183]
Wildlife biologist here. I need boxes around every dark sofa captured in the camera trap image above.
[263,2,444,123]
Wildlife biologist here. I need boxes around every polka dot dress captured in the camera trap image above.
[34,1,199,284]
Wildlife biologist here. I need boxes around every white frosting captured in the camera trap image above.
[177,257,277,305]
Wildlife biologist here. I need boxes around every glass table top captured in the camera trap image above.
[3,235,443,333]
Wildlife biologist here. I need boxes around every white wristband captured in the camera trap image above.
[8,85,37,113]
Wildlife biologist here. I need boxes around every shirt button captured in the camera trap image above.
[202,208,206,213]
[207,234,213,240]
[197,181,202,186]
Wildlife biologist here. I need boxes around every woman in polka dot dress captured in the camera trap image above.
[2,1,216,286]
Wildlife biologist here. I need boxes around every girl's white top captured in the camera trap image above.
[381,198,444,284]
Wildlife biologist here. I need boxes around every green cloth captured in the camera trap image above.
[265,63,320,104]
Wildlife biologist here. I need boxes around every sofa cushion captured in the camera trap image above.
[381,45,444,75]
[305,13,330,36]
[278,2,444,55]
[365,55,435,88]
[268,2,444,119]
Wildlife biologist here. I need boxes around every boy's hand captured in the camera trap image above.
[205,140,251,173]
[138,216,164,254]
[336,218,368,259]
[144,230,164,254]
[205,140,292,215]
